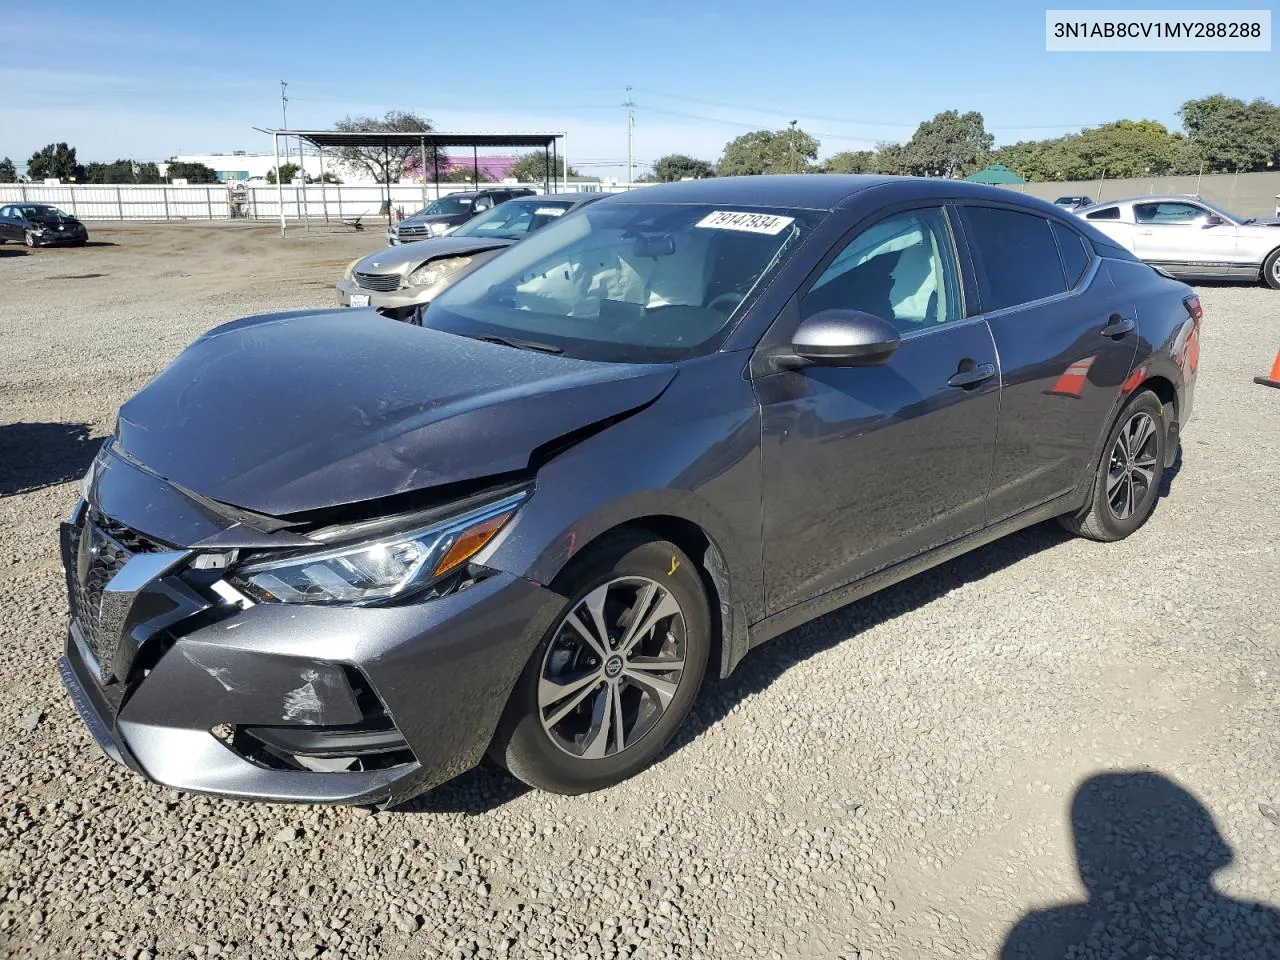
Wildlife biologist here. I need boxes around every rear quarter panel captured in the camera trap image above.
[1105,258,1199,427]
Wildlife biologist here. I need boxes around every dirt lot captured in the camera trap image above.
[1,221,1279,960]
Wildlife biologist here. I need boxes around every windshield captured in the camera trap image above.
[424,202,823,362]
[415,195,474,217]
[451,199,575,240]
[26,205,71,219]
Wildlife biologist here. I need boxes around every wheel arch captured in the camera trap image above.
[541,514,746,681]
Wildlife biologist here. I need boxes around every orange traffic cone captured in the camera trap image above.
[1255,350,1280,389]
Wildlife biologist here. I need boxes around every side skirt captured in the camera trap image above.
[744,491,1086,650]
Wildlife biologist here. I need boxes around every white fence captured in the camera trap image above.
[0,181,628,222]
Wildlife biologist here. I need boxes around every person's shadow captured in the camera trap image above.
[1002,772,1280,959]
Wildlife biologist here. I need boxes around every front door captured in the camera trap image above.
[1131,200,1238,276]
[756,205,1000,614]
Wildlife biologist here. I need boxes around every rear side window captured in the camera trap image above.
[1051,221,1091,287]
[1086,206,1120,220]
[961,206,1067,312]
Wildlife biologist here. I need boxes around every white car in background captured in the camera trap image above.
[1077,195,1280,289]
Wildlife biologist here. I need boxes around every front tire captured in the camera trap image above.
[490,532,710,795]
[24,231,36,248]
[1262,248,1280,290]
[1060,389,1167,542]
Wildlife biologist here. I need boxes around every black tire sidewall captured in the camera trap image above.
[494,534,710,794]
[1089,391,1167,539]
[1263,249,1280,290]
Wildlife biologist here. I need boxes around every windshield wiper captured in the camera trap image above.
[469,334,563,354]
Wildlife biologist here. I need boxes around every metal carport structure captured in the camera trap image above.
[262,129,567,236]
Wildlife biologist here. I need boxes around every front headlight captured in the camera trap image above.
[342,256,364,280]
[429,222,451,236]
[407,256,472,288]
[228,492,524,605]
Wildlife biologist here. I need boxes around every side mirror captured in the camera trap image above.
[790,309,901,367]
[1201,214,1225,228]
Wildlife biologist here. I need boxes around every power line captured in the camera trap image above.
[631,86,1118,133]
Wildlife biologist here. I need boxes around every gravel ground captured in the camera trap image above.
[1,222,1278,960]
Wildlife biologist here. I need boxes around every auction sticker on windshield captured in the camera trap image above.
[534,207,567,217]
[695,211,795,234]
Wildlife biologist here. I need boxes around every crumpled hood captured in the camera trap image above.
[116,310,676,516]
[355,236,515,274]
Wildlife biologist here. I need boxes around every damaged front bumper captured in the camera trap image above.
[58,497,562,807]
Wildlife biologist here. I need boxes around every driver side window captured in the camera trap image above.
[1133,202,1203,224]
[800,207,961,334]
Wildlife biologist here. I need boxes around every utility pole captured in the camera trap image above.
[624,86,635,186]
[280,81,290,169]
[789,120,798,174]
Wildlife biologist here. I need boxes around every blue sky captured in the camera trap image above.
[4,2,1277,179]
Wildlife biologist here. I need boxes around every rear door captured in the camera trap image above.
[0,207,15,240]
[957,205,1139,522]
[756,204,1000,613]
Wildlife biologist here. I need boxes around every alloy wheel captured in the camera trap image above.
[1106,411,1159,520]
[538,576,687,760]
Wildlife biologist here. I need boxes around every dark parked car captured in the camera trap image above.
[1053,195,1094,212]
[61,176,1199,806]
[388,188,536,244]
[0,203,88,246]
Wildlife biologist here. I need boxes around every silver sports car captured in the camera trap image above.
[1077,194,1280,288]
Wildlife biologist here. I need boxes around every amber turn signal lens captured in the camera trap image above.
[431,511,514,578]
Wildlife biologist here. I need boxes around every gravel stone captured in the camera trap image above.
[1,222,1278,959]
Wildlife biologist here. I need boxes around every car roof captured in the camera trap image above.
[601,174,1070,212]
[1079,194,1205,211]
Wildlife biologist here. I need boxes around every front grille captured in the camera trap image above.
[396,224,430,240]
[353,271,401,292]
[67,513,163,680]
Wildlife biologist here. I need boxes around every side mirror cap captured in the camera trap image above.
[790,309,901,366]
[1202,214,1225,227]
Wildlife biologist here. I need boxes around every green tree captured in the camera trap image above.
[83,159,139,184]
[1179,94,1280,172]
[135,162,162,184]
[990,119,1193,181]
[0,157,16,182]
[652,154,715,181]
[823,150,877,174]
[333,110,433,183]
[717,128,819,176]
[510,152,579,183]
[266,162,306,185]
[901,110,993,178]
[27,142,84,181]
[166,161,219,183]
[317,171,342,184]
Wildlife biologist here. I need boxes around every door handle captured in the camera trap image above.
[1101,315,1135,339]
[947,362,996,389]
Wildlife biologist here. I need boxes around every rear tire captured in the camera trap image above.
[1060,389,1167,542]
[1262,248,1280,290]
[490,532,710,795]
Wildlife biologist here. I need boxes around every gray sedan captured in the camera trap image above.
[337,193,604,320]
[61,176,1199,807]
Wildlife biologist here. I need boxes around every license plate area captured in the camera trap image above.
[350,294,370,307]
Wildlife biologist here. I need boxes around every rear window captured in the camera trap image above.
[1085,206,1120,220]
[961,206,1067,312]
[1051,221,1091,287]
